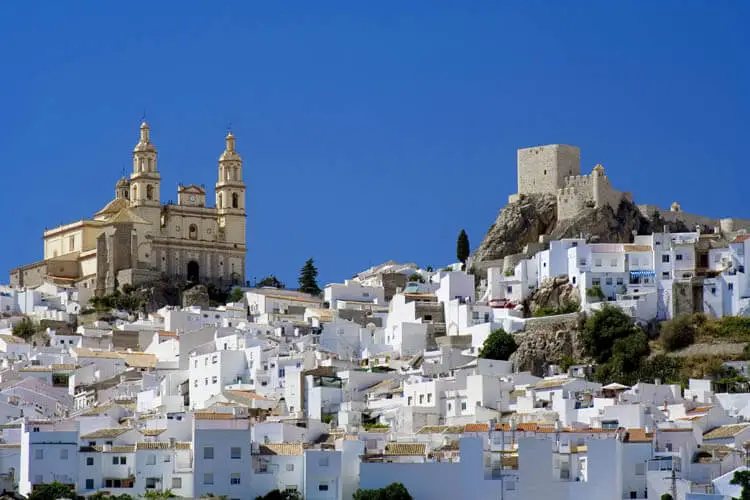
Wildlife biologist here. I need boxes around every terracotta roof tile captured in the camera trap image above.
[257,443,304,456]
[703,424,750,440]
[464,423,489,432]
[384,443,426,456]
[194,412,236,420]
[80,427,132,439]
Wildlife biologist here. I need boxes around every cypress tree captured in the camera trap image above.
[298,258,321,295]
[456,229,470,265]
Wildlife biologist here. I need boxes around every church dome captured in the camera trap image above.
[133,121,157,153]
[219,131,242,162]
[116,177,130,188]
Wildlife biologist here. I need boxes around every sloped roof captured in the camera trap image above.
[80,427,133,439]
[384,443,426,456]
[534,378,574,390]
[95,198,129,217]
[257,443,304,456]
[703,424,750,440]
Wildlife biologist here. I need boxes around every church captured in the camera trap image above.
[10,122,247,297]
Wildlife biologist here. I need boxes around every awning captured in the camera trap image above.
[630,271,655,277]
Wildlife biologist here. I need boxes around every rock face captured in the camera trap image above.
[472,195,653,267]
[182,285,210,309]
[527,276,579,315]
[510,318,587,376]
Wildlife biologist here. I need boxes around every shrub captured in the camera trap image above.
[581,305,639,364]
[12,317,36,340]
[408,273,424,283]
[660,315,696,351]
[532,302,580,317]
[479,329,518,361]
[586,286,604,302]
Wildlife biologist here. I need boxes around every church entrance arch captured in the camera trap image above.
[187,260,200,283]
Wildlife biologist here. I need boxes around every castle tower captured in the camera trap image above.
[115,177,130,200]
[516,144,580,196]
[215,131,246,245]
[129,121,161,208]
[592,163,605,208]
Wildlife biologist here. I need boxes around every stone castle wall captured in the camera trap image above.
[557,172,631,221]
[638,204,750,233]
[517,145,581,196]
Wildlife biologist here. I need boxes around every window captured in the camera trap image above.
[89,441,96,446]
[120,456,127,464]
[616,278,624,285]
[407,396,412,405]
[218,193,224,208]
[34,449,43,459]
[60,449,68,460]
[319,456,329,467]
[594,259,602,267]
[419,395,424,404]
[611,258,617,266]
[189,224,198,240]
[318,484,329,492]
[662,272,670,279]
[86,457,94,466]
[146,454,156,465]
[32,427,40,433]
[231,447,242,459]
[711,287,717,295]
[461,402,467,411]
[635,463,645,476]
[729,283,734,291]
[212,355,218,364]
[204,473,214,485]
[68,236,75,252]
[286,463,294,472]
[146,478,157,489]
[85,479,94,490]
[676,254,683,261]
[631,257,639,266]
[172,477,182,489]
[506,286,513,294]
[232,193,239,209]
[112,456,118,464]
[662,254,670,263]
[212,376,218,384]
[204,446,214,459]
[205,377,209,386]
[448,402,452,411]
[605,278,613,285]
[194,359,198,368]
[571,276,576,284]
[427,393,432,403]
[194,380,198,387]
[146,184,154,200]
[592,278,601,286]
[230,473,241,485]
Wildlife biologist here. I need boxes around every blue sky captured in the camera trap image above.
[0,2,748,287]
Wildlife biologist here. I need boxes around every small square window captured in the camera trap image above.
[461,402,467,410]
[34,449,44,460]
[506,286,512,294]
[729,283,734,291]
[231,447,242,459]
[212,376,218,384]
[676,254,683,261]
[286,463,294,472]
[230,473,241,485]
[592,278,601,286]
[595,259,602,267]
[662,272,670,279]
[172,477,182,489]
[146,454,156,465]
[204,446,214,459]
[60,449,68,460]
[662,255,670,263]
[203,473,214,485]
[616,278,624,285]
[120,456,127,465]
[319,484,329,491]
[85,479,94,490]
[86,457,94,466]
[606,278,613,285]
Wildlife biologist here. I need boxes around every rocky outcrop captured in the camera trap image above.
[471,196,655,269]
[471,194,558,265]
[182,285,210,309]
[510,319,587,376]
[526,276,580,315]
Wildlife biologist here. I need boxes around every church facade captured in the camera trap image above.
[10,122,247,296]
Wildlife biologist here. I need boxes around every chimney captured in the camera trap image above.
[169,437,176,447]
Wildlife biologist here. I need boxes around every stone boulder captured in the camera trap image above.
[510,321,587,376]
[527,276,580,315]
[182,284,210,309]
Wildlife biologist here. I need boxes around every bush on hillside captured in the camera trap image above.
[660,315,696,351]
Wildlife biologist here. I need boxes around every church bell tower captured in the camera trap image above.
[129,121,161,208]
[215,131,246,245]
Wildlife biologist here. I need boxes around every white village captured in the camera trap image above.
[0,126,749,500]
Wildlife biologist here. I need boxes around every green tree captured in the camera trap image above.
[298,258,321,295]
[90,493,134,500]
[580,305,639,363]
[28,481,77,500]
[479,329,518,361]
[256,275,285,289]
[731,469,750,500]
[254,490,302,500]
[353,482,413,500]
[456,229,470,266]
[660,315,696,352]
[12,317,36,340]
[228,287,245,303]
[660,494,673,500]
[407,273,424,283]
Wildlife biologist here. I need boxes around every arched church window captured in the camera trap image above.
[218,193,223,208]
[148,158,153,171]
[146,185,154,200]
[189,224,198,240]
[232,193,239,209]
